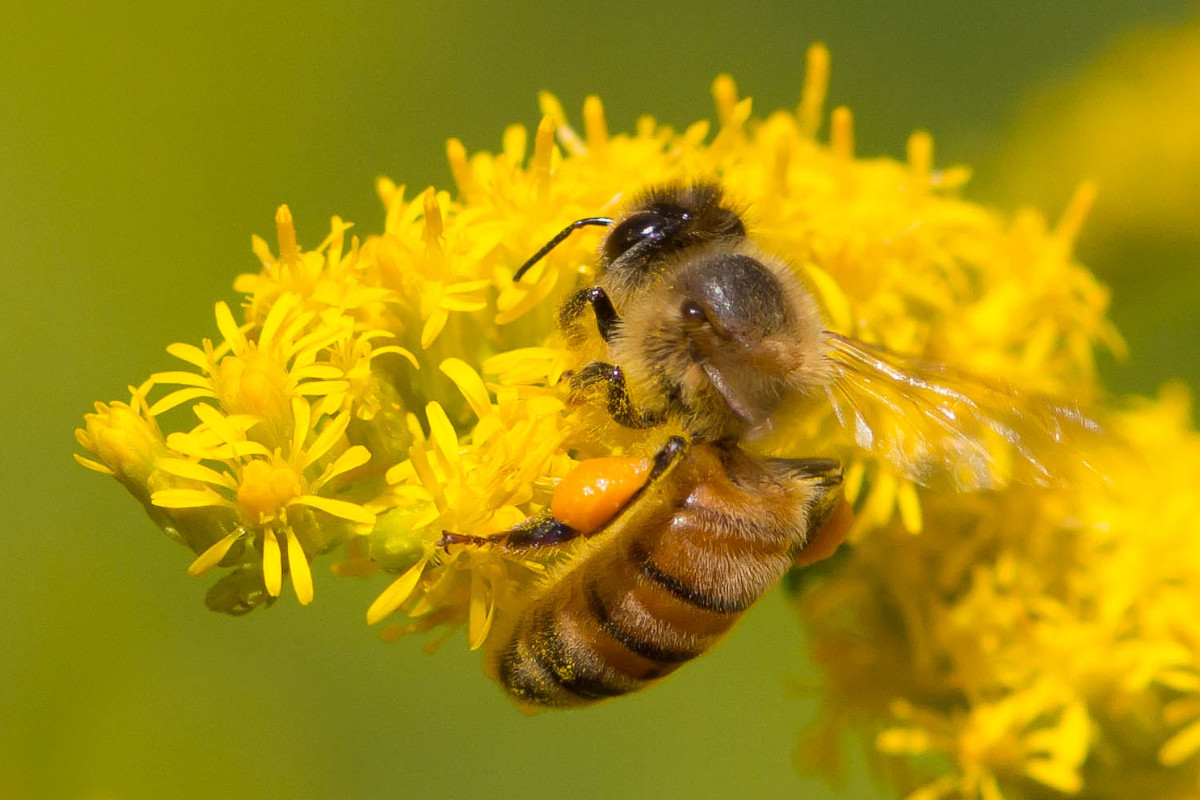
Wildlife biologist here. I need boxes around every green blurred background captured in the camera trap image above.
[4,3,1198,798]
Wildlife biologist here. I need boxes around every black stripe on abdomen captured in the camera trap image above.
[627,539,754,614]
[525,605,631,702]
[583,577,700,665]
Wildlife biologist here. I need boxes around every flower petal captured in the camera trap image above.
[1160,717,1200,766]
[149,387,216,417]
[259,292,300,356]
[439,358,491,420]
[292,364,345,381]
[468,570,495,651]
[896,479,923,534]
[291,397,311,459]
[151,488,232,509]
[214,301,247,353]
[167,342,210,371]
[73,453,115,476]
[371,345,419,369]
[366,555,429,625]
[420,307,449,349]
[286,528,314,605]
[304,412,351,468]
[320,446,371,485]
[295,380,351,397]
[262,528,282,597]
[187,530,242,576]
[151,371,213,389]
[289,494,376,526]
[155,458,237,489]
[425,402,459,467]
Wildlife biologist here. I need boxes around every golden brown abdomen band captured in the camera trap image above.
[496,492,794,707]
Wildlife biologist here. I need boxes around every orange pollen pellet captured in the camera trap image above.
[550,456,653,535]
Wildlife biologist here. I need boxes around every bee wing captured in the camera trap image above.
[821,332,1104,491]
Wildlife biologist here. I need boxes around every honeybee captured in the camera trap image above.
[441,182,1101,709]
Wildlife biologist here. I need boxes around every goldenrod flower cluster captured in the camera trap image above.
[76,43,1198,796]
[794,385,1200,799]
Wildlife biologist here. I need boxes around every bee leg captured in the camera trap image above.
[761,456,849,566]
[649,435,688,479]
[763,457,842,489]
[568,362,665,429]
[560,286,621,343]
[439,516,583,553]
[792,500,854,568]
[439,438,686,555]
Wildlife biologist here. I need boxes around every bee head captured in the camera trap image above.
[599,183,745,295]
[630,251,827,440]
[512,182,744,292]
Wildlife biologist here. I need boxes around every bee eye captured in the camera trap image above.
[603,204,691,263]
[680,300,709,328]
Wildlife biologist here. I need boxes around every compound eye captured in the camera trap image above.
[602,204,690,263]
[680,299,709,329]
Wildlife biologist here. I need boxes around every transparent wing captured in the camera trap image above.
[822,332,1104,491]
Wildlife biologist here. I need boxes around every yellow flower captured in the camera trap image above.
[150,292,351,424]
[793,385,1200,798]
[365,358,572,649]
[75,380,165,495]
[150,398,375,605]
[878,688,1089,800]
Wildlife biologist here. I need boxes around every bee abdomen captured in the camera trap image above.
[627,537,763,614]
[582,578,702,665]
[497,575,658,708]
[497,522,788,708]
[494,445,805,708]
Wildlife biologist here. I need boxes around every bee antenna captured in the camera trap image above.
[513,217,613,282]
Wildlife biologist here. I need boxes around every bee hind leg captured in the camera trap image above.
[438,516,582,553]
[439,437,687,555]
[762,457,842,488]
[649,435,688,479]
[792,500,854,568]
[760,456,850,567]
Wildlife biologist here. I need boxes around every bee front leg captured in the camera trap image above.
[567,362,666,429]
[560,286,621,343]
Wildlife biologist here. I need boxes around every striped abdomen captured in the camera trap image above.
[492,443,827,708]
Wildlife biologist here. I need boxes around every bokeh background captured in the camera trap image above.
[4,3,1198,798]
